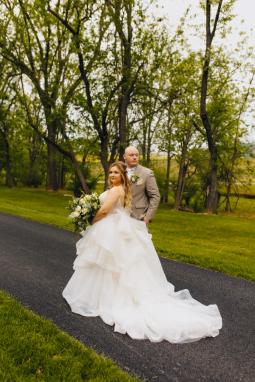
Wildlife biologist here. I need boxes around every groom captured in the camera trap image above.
[124,146,160,224]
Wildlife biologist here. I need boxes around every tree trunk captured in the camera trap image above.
[5,147,14,187]
[174,127,192,210]
[46,140,58,191]
[202,109,219,211]
[72,156,91,194]
[141,122,147,162]
[146,127,151,166]
[118,91,129,160]
[26,132,40,186]
[200,0,223,213]
[174,152,188,210]
[225,179,232,212]
[117,3,133,160]
[27,161,36,186]
[58,153,65,189]
[99,137,110,190]
[1,130,14,187]
[162,142,171,203]
[206,153,219,212]
[162,107,173,204]
[44,109,60,191]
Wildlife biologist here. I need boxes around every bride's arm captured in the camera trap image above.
[92,187,122,224]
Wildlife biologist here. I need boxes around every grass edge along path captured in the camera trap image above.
[151,207,255,282]
[0,186,254,282]
[0,290,140,382]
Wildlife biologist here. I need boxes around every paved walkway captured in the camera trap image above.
[0,212,254,382]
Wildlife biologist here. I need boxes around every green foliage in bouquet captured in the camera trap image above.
[68,193,100,233]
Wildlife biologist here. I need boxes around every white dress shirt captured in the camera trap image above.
[126,166,137,180]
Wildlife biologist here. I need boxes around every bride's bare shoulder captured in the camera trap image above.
[109,185,124,197]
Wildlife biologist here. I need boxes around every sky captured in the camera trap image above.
[148,0,255,50]
[145,0,255,141]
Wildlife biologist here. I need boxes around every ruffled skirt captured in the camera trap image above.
[63,210,222,343]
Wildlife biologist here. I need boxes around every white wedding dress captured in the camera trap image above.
[63,191,222,343]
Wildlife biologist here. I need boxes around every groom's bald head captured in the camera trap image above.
[124,146,139,168]
[124,146,139,155]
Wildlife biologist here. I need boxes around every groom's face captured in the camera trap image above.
[124,148,139,168]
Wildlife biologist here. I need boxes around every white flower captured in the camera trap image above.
[68,192,100,233]
[130,174,140,183]
[69,211,80,218]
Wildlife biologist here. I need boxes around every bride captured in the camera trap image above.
[63,161,222,343]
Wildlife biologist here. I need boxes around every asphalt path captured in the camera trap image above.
[0,212,254,382]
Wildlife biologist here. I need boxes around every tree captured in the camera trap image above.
[0,0,87,190]
[49,0,151,185]
[48,0,121,186]
[199,0,236,212]
[0,59,17,187]
[105,0,139,159]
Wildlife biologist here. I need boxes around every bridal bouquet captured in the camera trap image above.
[68,193,100,233]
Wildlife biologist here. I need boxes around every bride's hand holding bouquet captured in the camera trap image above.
[68,193,100,233]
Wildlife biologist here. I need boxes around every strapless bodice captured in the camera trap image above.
[99,190,126,214]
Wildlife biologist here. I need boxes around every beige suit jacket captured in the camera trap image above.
[130,164,160,221]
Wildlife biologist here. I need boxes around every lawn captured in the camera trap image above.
[0,186,254,281]
[151,206,255,281]
[0,291,139,382]
[0,187,73,231]
[0,187,141,381]
[0,185,254,380]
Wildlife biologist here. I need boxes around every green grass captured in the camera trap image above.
[0,291,139,382]
[0,187,73,231]
[0,187,140,381]
[0,186,254,281]
[219,196,255,218]
[150,206,255,281]
[0,186,254,379]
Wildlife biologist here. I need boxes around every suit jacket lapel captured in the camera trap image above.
[135,164,142,176]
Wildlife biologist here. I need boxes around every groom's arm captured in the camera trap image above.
[144,170,160,222]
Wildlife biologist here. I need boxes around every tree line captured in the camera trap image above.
[0,0,254,213]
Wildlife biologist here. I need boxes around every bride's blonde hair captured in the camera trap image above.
[108,161,132,210]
